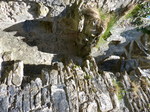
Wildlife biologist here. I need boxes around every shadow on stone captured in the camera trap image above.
[4,18,77,56]
[24,64,51,77]
[3,1,78,56]
[99,59,121,73]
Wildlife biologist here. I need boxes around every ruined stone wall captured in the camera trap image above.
[0,0,150,112]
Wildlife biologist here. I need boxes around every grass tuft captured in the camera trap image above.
[96,10,118,47]
[125,4,142,19]
[101,15,117,40]
[112,80,125,100]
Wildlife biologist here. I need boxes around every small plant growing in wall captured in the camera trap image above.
[96,9,118,47]
[112,80,126,100]
[125,2,150,25]
[130,81,140,98]
[84,74,92,80]
[140,77,150,92]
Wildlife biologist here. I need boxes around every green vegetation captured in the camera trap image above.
[89,63,93,67]
[125,4,142,19]
[130,81,140,97]
[125,2,150,25]
[97,1,150,48]
[99,10,108,21]
[112,80,125,100]
[84,74,92,80]
[96,9,118,47]
[73,64,79,69]
[140,77,150,92]
[96,36,107,47]
[101,15,117,40]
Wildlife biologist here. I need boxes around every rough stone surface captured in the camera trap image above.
[0,56,149,112]
[0,0,150,112]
